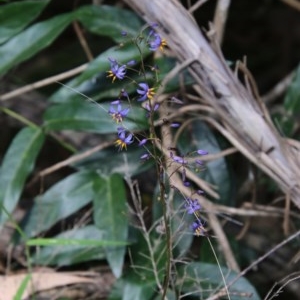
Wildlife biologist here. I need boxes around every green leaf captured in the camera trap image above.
[21,170,99,238]
[31,225,106,266]
[75,5,143,43]
[177,262,261,300]
[27,238,128,247]
[43,99,148,133]
[0,13,73,76]
[93,174,128,278]
[178,120,232,205]
[0,0,49,44]
[13,274,31,300]
[284,65,300,113]
[279,64,300,136]
[0,127,45,225]
[109,277,156,300]
[73,146,154,177]
[49,42,151,104]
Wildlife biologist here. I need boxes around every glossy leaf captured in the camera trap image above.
[93,174,128,278]
[75,5,143,43]
[178,120,232,205]
[152,187,194,258]
[0,127,44,226]
[177,262,261,300]
[49,42,151,104]
[31,225,107,266]
[280,64,300,136]
[0,0,49,44]
[21,170,99,238]
[43,99,147,133]
[0,13,73,76]
[73,146,154,177]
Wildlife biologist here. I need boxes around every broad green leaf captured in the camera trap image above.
[49,42,151,104]
[178,120,232,205]
[73,146,154,177]
[177,262,261,300]
[93,174,128,278]
[75,5,143,43]
[284,65,300,113]
[0,127,44,226]
[280,64,300,136]
[31,225,106,266]
[0,13,73,76]
[43,99,148,133]
[21,170,99,238]
[0,0,50,44]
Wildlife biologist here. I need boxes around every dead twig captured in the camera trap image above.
[0,64,87,102]
[213,0,231,44]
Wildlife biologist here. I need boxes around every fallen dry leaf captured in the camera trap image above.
[0,271,94,300]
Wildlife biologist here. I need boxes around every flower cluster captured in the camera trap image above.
[106,24,208,237]
[169,148,209,236]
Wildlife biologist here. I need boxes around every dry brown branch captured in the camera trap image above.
[262,70,295,104]
[280,0,300,11]
[123,0,300,209]
[39,141,112,177]
[213,0,231,44]
[0,64,87,101]
[206,229,300,300]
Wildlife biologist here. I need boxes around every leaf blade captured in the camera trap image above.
[0,127,45,225]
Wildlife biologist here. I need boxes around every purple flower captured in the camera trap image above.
[191,219,207,237]
[115,127,134,151]
[197,190,204,195]
[120,89,129,99]
[195,159,204,166]
[108,101,130,123]
[184,181,191,187]
[144,102,159,117]
[148,32,167,52]
[121,30,127,36]
[137,83,155,101]
[138,139,147,146]
[197,149,208,155]
[185,198,201,214]
[170,152,187,164]
[126,60,136,66]
[107,58,127,82]
[141,153,151,160]
[170,122,180,128]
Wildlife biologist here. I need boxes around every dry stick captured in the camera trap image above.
[123,0,300,208]
[73,21,94,61]
[39,141,112,177]
[262,70,295,104]
[280,0,300,11]
[188,0,209,13]
[206,229,300,300]
[0,63,88,101]
[213,0,231,44]
[156,139,240,272]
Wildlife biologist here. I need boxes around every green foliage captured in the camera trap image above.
[0,127,45,226]
[0,0,50,44]
[0,1,264,299]
[177,262,261,300]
